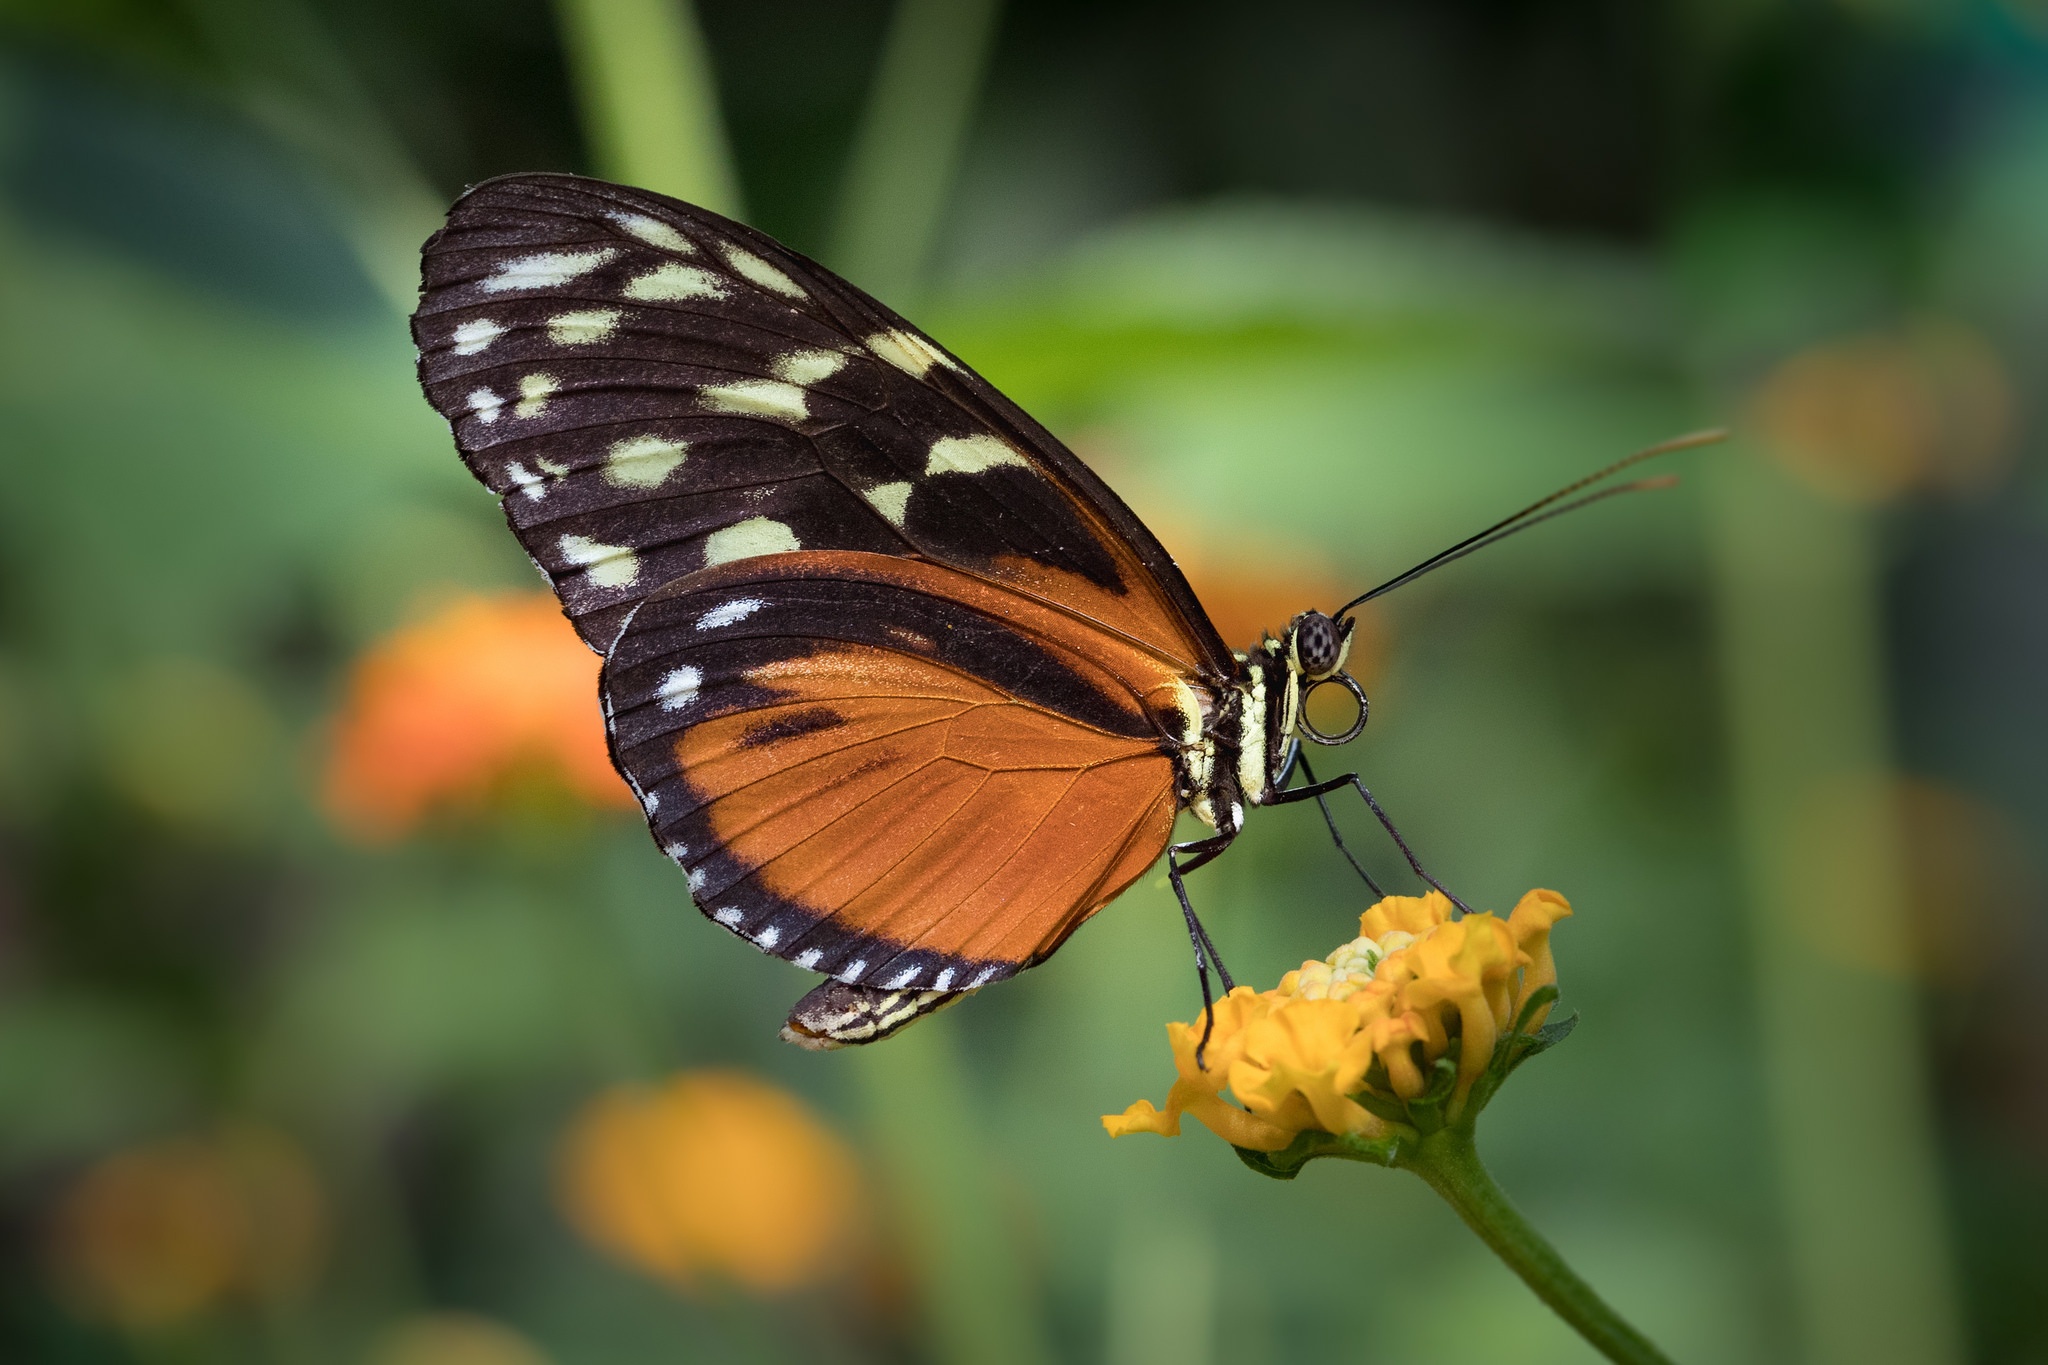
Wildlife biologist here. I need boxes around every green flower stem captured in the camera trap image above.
[1400,1127,1674,1365]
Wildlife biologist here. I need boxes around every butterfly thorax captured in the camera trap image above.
[1173,610,1356,839]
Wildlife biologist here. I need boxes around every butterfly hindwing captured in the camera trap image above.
[413,173,1231,670]
[602,551,1185,992]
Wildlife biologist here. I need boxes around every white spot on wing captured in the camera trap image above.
[934,968,956,991]
[467,388,503,423]
[450,318,506,354]
[514,373,557,419]
[603,434,687,489]
[547,308,622,346]
[703,517,800,567]
[968,966,998,988]
[838,958,868,983]
[687,867,707,893]
[925,434,1027,476]
[795,949,823,970]
[479,249,617,293]
[699,379,807,423]
[622,264,726,301]
[503,462,546,501]
[720,244,805,298]
[695,598,765,630]
[609,212,694,253]
[558,534,640,589]
[885,966,920,989]
[755,925,782,949]
[655,665,702,711]
[863,481,912,528]
[867,328,957,377]
[713,905,742,927]
[771,349,846,384]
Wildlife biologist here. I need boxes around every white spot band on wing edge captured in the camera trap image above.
[558,534,639,588]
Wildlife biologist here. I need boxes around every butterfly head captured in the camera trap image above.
[1279,610,1368,749]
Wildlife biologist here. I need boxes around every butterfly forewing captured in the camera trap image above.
[414,173,1231,671]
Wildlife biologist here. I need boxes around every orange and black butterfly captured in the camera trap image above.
[412,174,1706,1049]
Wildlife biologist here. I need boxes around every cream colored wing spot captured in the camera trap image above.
[866,328,958,377]
[546,308,622,346]
[603,434,688,489]
[558,534,640,589]
[720,243,805,298]
[694,597,766,630]
[795,949,823,970]
[657,665,702,711]
[703,517,801,567]
[863,481,913,529]
[513,373,557,419]
[608,211,694,253]
[699,379,808,424]
[479,248,617,293]
[467,388,503,423]
[925,434,1027,476]
[504,461,546,501]
[770,349,847,385]
[450,318,506,355]
[622,264,727,302]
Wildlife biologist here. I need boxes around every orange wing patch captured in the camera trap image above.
[679,662,1173,983]
[603,551,1188,992]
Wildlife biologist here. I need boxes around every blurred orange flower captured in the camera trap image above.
[1750,320,2013,504]
[49,1126,325,1332]
[557,1069,864,1295]
[1106,889,1570,1151]
[322,593,633,840]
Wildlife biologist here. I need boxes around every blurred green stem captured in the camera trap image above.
[853,1017,1052,1365]
[553,0,742,216]
[178,0,444,313]
[1707,449,1964,1365]
[831,0,1005,302]
[1402,1127,1673,1365]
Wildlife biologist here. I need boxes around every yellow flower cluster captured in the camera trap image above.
[1105,890,1571,1152]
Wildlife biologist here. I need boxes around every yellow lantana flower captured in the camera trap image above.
[1105,889,1571,1153]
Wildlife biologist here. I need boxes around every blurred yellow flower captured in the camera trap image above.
[321,593,633,840]
[557,1069,863,1295]
[1105,889,1571,1152]
[49,1126,325,1332]
[365,1312,554,1365]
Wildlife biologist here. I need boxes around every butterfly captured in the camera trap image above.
[411,173,1708,1049]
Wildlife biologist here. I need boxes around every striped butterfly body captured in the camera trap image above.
[412,174,1363,1047]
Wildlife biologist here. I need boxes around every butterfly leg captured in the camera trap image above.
[1168,833,1237,1068]
[1266,770,1473,915]
[1284,745,1387,898]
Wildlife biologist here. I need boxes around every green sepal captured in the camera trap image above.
[1511,985,1561,1037]
[1232,1126,1410,1180]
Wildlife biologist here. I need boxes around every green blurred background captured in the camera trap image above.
[1,1,2044,1362]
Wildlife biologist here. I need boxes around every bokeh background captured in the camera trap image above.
[1,1,2044,1362]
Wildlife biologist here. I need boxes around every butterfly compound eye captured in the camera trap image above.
[1289,610,1343,679]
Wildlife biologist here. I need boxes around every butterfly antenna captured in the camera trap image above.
[1333,429,1726,619]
